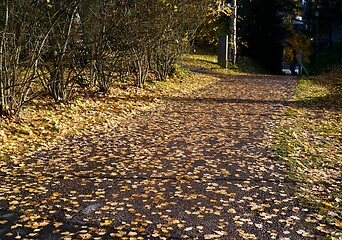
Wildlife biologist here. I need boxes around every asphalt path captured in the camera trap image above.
[0,73,316,239]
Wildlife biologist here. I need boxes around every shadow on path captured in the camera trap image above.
[0,72,317,239]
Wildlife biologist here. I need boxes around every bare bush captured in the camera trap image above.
[37,0,84,102]
[0,0,51,116]
[0,0,215,117]
[78,0,123,92]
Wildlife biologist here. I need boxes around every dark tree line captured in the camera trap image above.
[241,0,342,72]
[197,0,342,73]
[304,0,342,47]
[239,0,304,73]
[0,0,214,116]
[195,0,302,73]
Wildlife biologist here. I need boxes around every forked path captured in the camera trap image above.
[0,74,315,239]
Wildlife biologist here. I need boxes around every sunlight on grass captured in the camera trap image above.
[181,53,232,72]
[182,52,267,75]
[272,72,342,239]
[295,79,330,100]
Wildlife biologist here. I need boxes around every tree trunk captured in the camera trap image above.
[0,0,9,114]
[231,0,237,65]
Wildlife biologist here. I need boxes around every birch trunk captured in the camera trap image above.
[231,0,237,65]
[0,0,9,113]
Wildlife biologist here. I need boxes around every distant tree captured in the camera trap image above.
[241,0,302,73]
[241,0,282,73]
[281,1,313,66]
[195,2,231,50]
[304,0,342,47]
[283,33,312,64]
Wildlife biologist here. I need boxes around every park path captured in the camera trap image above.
[0,73,315,239]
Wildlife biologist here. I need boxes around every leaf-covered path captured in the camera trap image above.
[1,74,316,239]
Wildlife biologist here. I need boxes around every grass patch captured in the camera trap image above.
[181,53,237,75]
[272,69,342,239]
[181,51,268,77]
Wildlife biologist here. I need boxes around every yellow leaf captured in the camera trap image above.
[228,208,236,214]
[101,206,110,210]
[172,220,180,224]
[79,233,92,239]
[322,201,333,208]
[101,220,112,226]
[335,220,342,228]
[9,205,16,210]
[39,220,50,227]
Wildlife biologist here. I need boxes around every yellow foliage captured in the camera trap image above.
[284,33,313,65]
[322,201,334,209]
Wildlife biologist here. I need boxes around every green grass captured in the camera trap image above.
[181,51,268,75]
[272,70,342,239]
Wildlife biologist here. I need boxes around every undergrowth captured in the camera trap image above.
[0,54,220,161]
